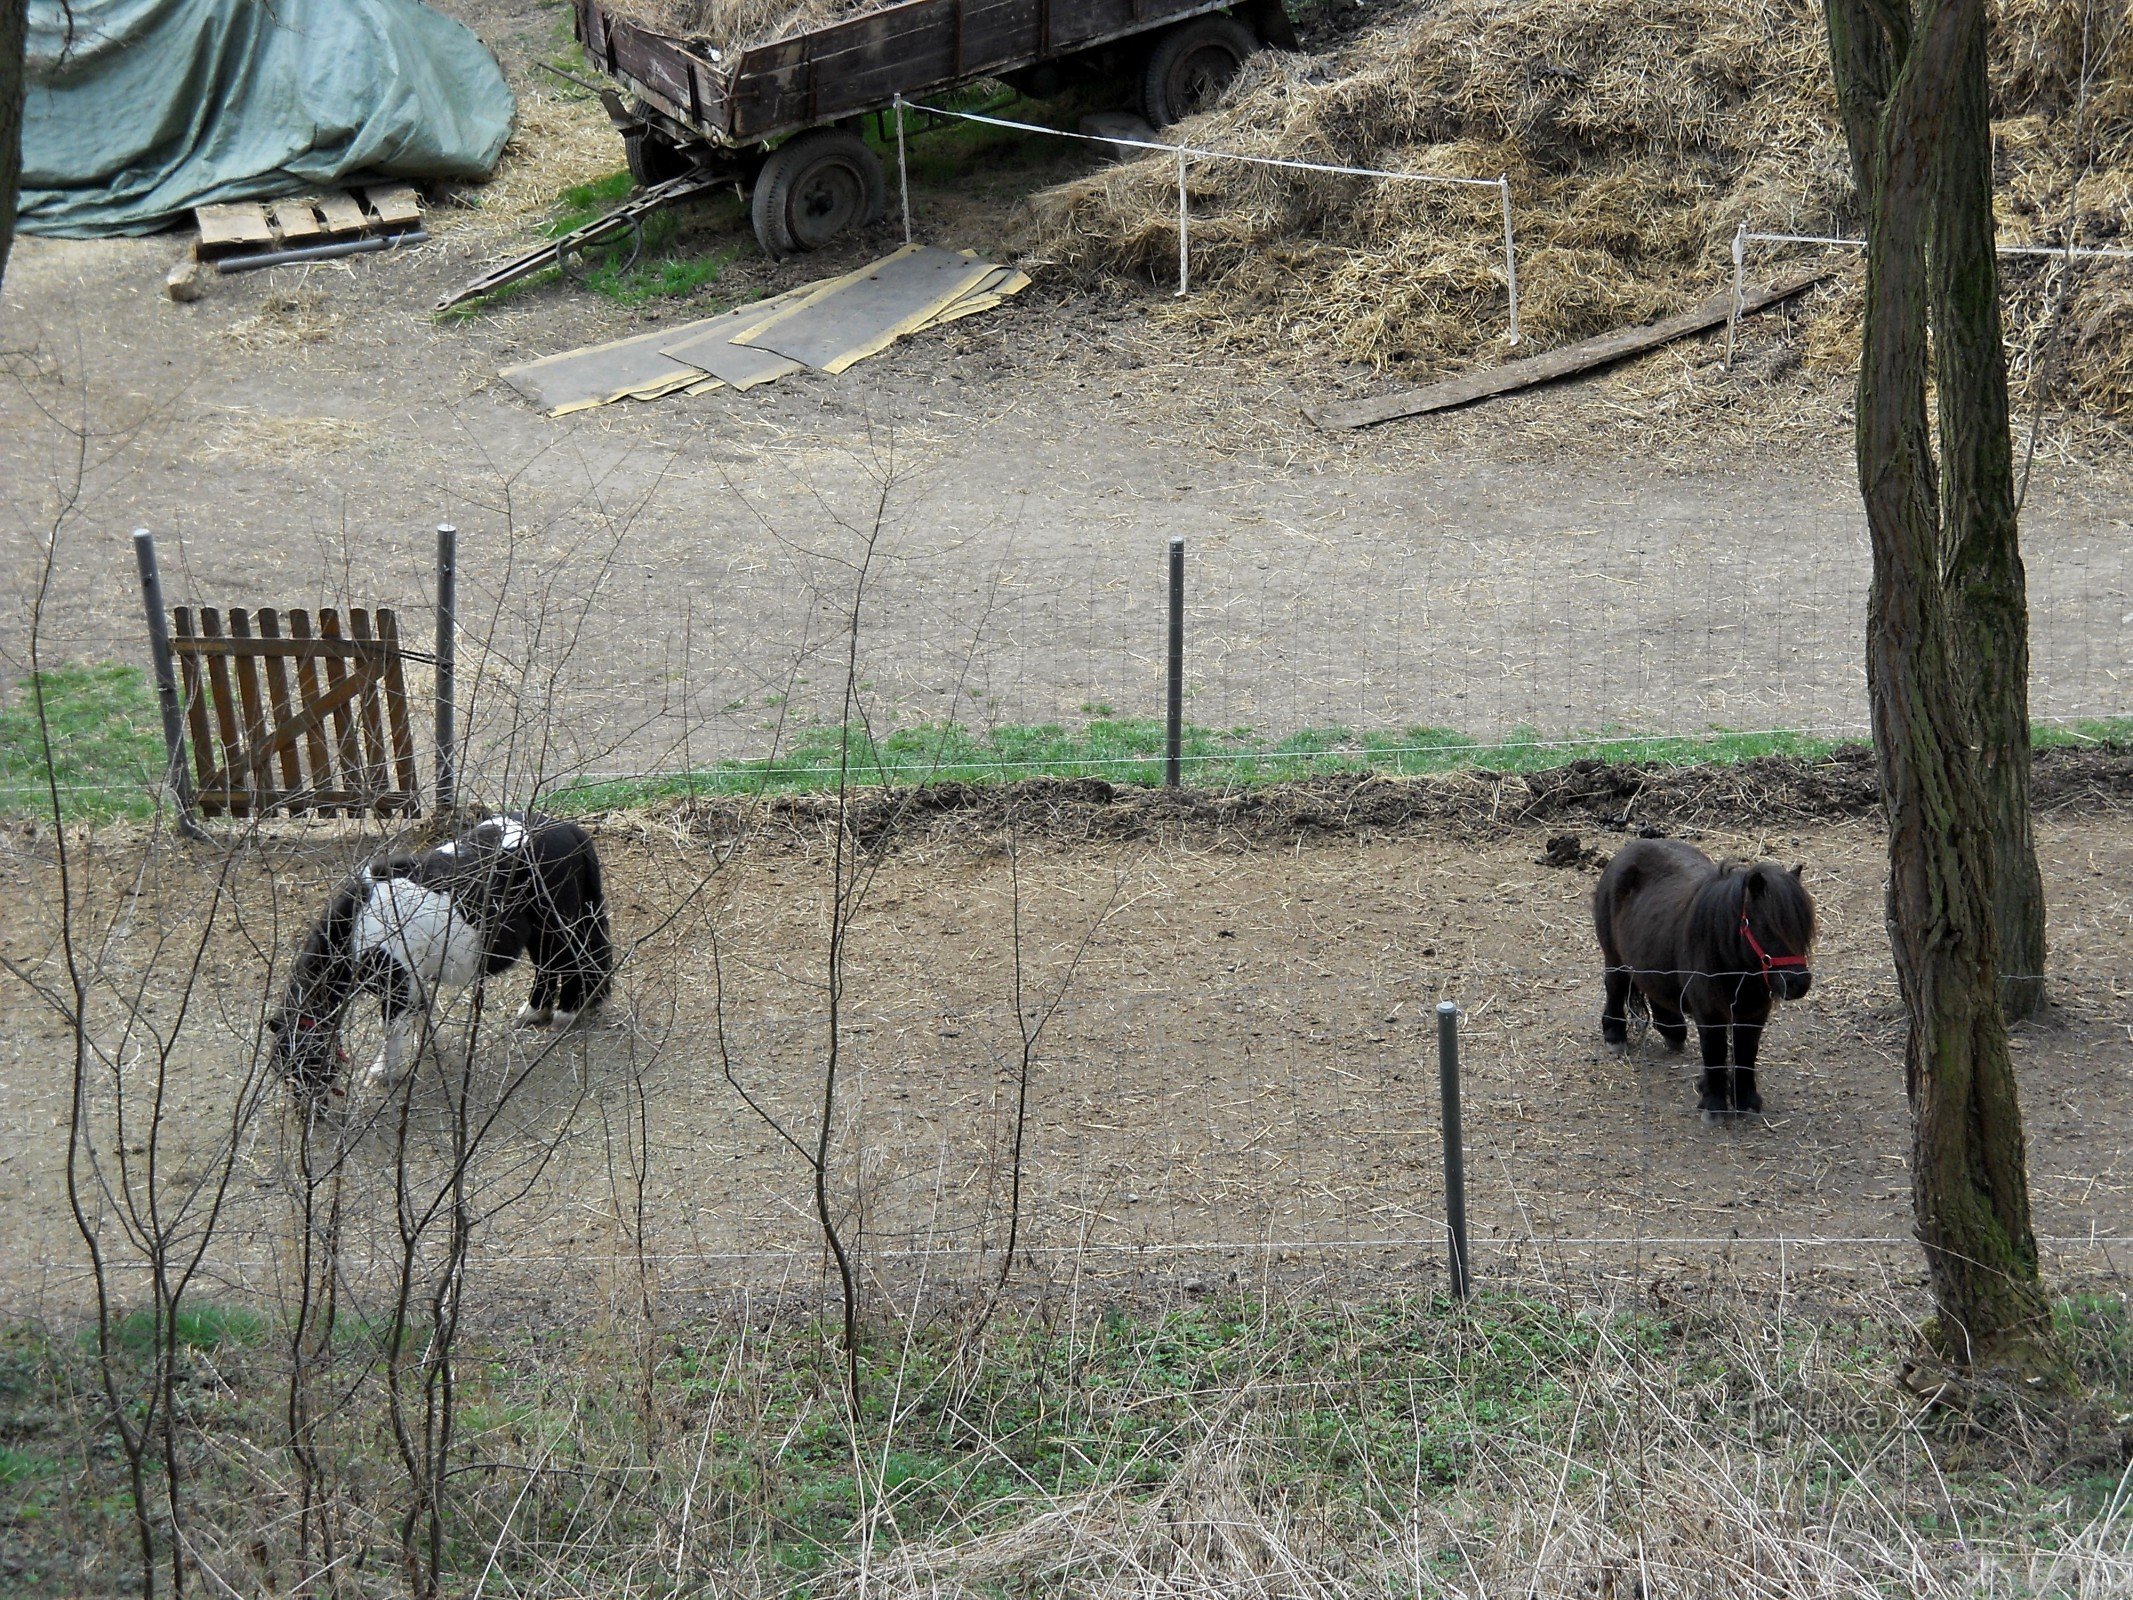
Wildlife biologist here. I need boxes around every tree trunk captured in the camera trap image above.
[1825,0,2055,1370]
[1927,0,2047,1019]
[0,0,25,286]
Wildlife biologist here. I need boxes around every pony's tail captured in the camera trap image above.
[576,834,614,1009]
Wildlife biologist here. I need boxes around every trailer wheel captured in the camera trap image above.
[625,128,695,188]
[1140,16,1259,128]
[751,129,885,255]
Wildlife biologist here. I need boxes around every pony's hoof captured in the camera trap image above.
[550,1009,579,1030]
[1604,1038,1630,1058]
[515,1002,553,1028]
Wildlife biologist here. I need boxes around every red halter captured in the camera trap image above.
[1738,911,1809,981]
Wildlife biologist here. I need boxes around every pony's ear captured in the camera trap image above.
[1791,863,1805,880]
[1745,866,1766,892]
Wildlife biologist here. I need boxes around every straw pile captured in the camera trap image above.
[602,0,871,51]
[1029,0,2133,413]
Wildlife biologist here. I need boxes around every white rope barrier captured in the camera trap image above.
[893,96,1521,343]
[1725,222,2133,366]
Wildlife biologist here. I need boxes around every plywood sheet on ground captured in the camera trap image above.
[658,292,818,390]
[735,245,998,374]
[499,324,707,415]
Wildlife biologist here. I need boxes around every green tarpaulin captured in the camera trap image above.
[20,0,517,237]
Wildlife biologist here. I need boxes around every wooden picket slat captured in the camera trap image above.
[229,609,280,811]
[255,610,305,808]
[287,611,335,814]
[167,602,422,819]
[349,609,391,803]
[375,611,421,811]
[172,609,218,803]
[198,609,249,817]
[316,610,367,818]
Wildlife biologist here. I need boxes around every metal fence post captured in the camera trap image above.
[131,530,203,838]
[1438,1000,1472,1300]
[435,523,458,813]
[893,95,912,246]
[1165,537,1184,788]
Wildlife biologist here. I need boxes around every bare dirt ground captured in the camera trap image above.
[4,776,2130,1323]
[3,1,2131,1331]
[4,1,2131,784]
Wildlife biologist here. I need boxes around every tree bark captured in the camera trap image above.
[1927,0,2047,1019]
[1825,0,2055,1370]
[0,0,25,286]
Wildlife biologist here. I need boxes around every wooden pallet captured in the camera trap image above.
[193,184,423,257]
[170,606,420,817]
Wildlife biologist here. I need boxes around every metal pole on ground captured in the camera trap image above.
[893,95,912,246]
[1165,537,1184,789]
[1498,178,1520,345]
[435,523,458,813]
[1437,1000,1471,1301]
[1725,221,1747,369]
[1175,150,1190,298]
[131,530,204,839]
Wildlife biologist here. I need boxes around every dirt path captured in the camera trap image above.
[4,0,2130,786]
[4,803,2129,1319]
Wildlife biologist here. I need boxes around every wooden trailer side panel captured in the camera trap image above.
[580,0,1243,146]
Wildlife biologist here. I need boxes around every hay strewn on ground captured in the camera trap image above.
[1030,0,2133,412]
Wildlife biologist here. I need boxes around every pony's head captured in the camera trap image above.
[1738,863,1815,1001]
[267,880,364,1096]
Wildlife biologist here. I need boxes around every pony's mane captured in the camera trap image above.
[278,873,372,1020]
[1687,859,1815,973]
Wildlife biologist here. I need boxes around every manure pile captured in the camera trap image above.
[1029,0,2133,412]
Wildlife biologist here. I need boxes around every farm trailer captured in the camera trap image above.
[572,0,1297,255]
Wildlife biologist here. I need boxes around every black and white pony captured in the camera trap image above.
[268,815,612,1099]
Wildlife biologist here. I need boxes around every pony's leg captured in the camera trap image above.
[1695,1021,1737,1118]
[367,968,420,1083]
[1649,1001,1689,1053]
[1730,1019,1766,1114]
[1601,966,1634,1050]
[516,967,558,1028]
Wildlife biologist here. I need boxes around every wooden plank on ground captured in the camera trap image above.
[314,192,371,235]
[362,185,423,227]
[195,203,274,250]
[734,244,997,374]
[270,200,328,243]
[1304,272,1830,431]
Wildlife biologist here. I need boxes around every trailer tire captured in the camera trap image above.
[625,128,695,188]
[1140,15,1259,128]
[751,129,885,255]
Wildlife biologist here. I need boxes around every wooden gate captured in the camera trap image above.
[170,606,421,817]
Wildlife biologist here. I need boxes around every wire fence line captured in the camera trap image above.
[8,500,2130,808]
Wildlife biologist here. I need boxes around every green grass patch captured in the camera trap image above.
[441,173,744,319]
[0,664,164,819]
[548,716,1870,809]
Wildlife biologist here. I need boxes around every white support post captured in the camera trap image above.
[894,95,911,245]
[1725,221,1747,369]
[1175,149,1190,298]
[1498,177,1520,345]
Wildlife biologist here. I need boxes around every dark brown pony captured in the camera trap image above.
[1592,839,1815,1120]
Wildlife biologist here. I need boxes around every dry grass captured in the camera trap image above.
[221,288,342,348]
[432,88,623,242]
[1028,0,2133,415]
[16,1275,2132,1597]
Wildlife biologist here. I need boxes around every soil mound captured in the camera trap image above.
[1029,0,2132,412]
[650,743,2133,853]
